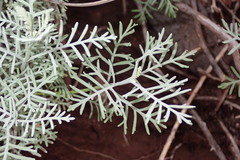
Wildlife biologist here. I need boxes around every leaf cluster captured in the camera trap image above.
[133,0,178,22]
[219,21,240,97]
[70,20,196,134]
[219,67,240,97]
[0,0,196,159]
[222,20,240,55]
[0,0,115,159]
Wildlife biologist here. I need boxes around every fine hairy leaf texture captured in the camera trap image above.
[219,21,240,97]
[133,0,178,22]
[70,20,196,134]
[1,0,195,159]
[222,20,240,55]
[218,66,240,97]
[0,0,115,159]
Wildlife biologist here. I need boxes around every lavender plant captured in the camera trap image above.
[0,0,195,159]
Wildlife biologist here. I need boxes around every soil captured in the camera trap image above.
[38,0,240,160]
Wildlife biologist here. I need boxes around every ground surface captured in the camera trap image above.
[39,0,240,160]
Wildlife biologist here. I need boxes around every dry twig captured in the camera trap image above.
[195,95,240,111]
[43,0,115,7]
[165,143,182,160]
[58,138,119,160]
[197,68,222,81]
[214,87,229,112]
[218,120,240,160]
[175,2,240,74]
[122,0,127,15]
[189,109,227,160]
[165,65,198,80]
[132,151,158,160]
[211,0,221,13]
[191,0,225,81]
[217,0,240,23]
[233,2,240,19]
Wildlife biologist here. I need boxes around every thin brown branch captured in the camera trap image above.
[43,0,115,7]
[195,95,240,111]
[217,0,240,23]
[192,0,225,81]
[211,0,221,13]
[233,2,240,17]
[58,138,119,160]
[214,87,229,112]
[165,65,198,80]
[165,143,182,160]
[132,151,158,160]
[122,0,127,15]
[197,68,222,81]
[189,109,227,160]
[218,120,240,160]
[175,2,240,74]
[235,115,240,119]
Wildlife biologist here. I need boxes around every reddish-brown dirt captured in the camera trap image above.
[38,0,240,160]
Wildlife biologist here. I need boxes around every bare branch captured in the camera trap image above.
[175,2,240,74]
[218,120,240,160]
[43,0,115,7]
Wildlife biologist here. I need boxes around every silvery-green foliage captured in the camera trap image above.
[222,20,240,55]
[218,66,240,97]
[0,0,115,159]
[70,20,196,134]
[218,21,240,97]
[133,0,178,21]
[1,0,195,159]
[0,0,68,22]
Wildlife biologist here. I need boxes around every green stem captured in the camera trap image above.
[36,85,101,96]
